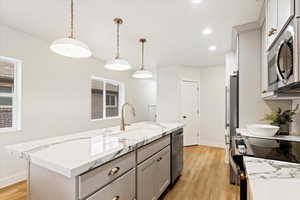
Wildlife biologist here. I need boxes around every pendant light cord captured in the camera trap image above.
[116,22,120,59]
[141,41,144,70]
[70,0,75,39]
[140,38,146,70]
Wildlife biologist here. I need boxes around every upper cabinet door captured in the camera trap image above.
[277,0,295,31]
[266,0,278,48]
[266,0,295,49]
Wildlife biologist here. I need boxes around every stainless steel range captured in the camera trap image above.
[231,136,300,200]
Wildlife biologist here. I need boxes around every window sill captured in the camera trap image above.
[91,116,121,122]
[0,127,21,133]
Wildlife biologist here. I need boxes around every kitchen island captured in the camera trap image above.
[244,156,300,200]
[6,121,184,200]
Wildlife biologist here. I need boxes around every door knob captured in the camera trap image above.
[182,116,187,119]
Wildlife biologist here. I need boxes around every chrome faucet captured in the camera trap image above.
[120,103,136,131]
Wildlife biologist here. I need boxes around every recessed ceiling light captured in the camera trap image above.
[209,45,216,51]
[192,0,203,4]
[202,28,213,35]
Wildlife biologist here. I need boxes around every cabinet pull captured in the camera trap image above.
[112,196,120,200]
[268,28,277,37]
[108,167,120,176]
[240,172,247,181]
[157,157,162,162]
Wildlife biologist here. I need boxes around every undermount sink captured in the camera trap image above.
[102,123,165,142]
[246,124,279,137]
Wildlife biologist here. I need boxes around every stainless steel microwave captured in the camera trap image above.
[267,19,299,91]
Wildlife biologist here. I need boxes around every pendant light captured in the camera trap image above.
[50,0,92,58]
[132,38,153,79]
[105,18,131,71]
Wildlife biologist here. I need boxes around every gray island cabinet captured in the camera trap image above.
[6,122,184,200]
[137,136,171,200]
[29,135,172,200]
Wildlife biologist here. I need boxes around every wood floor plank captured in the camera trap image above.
[163,146,239,200]
[0,146,239,200]
[0,181,26,200]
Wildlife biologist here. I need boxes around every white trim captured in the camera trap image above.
[0,171,26,189]
[91,75,120,85]
[199,139,225,149]
[91,116,120,122]
[106,94,118,108]
[0,93,14,97]
[0,56,22,133]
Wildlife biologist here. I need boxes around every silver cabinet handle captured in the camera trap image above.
[108,167,120,176]
[112,196,120,200]
[268,28,277,37]
[240,172,247,181]
[225,135,230,145]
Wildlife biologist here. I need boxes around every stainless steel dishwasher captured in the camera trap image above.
[171,128,184,185]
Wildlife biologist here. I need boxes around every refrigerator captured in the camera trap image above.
[225,74,239,184]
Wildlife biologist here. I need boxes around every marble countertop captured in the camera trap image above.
[237,128,300,142]
[244,156,300,200]
[6,121,184,178]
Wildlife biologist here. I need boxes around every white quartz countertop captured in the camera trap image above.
[6,121,184,178]
[237,128,300,142]
[244,156,300,200]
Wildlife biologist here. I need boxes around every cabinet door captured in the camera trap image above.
[278,0,294,31]
[266,0,278,47]
[137,156,157,200]
[155,146,171,197]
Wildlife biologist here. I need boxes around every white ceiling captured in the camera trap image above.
[0,0,263,69]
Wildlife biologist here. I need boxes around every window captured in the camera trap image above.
[91,76,124,120]
[106,94,117,108]
[0,57,21,132]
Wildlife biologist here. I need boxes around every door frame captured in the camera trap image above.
[180,79,200,145]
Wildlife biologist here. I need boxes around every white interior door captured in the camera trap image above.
[181,80,199,146]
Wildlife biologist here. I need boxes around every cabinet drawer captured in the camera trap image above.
[78,152,135,199]
[137,136,170,164]
[87,169,135,200]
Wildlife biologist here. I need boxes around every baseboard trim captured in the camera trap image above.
[199,139,225,148]
[0,171,26,189]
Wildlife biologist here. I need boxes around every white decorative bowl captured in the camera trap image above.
[246,124,280,137]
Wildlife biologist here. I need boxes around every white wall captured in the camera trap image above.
[157,66,201,122]
[238,29,291,128]
[157,65,225,148]
[0,24,156,187]
[199,66,225,148]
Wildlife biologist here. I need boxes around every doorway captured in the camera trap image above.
[181,80,200,146]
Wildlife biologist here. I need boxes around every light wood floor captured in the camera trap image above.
[0,146,239,200]
[163,146,239,200]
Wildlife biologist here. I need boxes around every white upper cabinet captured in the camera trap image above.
[278,0,294,31]
[266,0,295,49]
[266,0,278,47]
